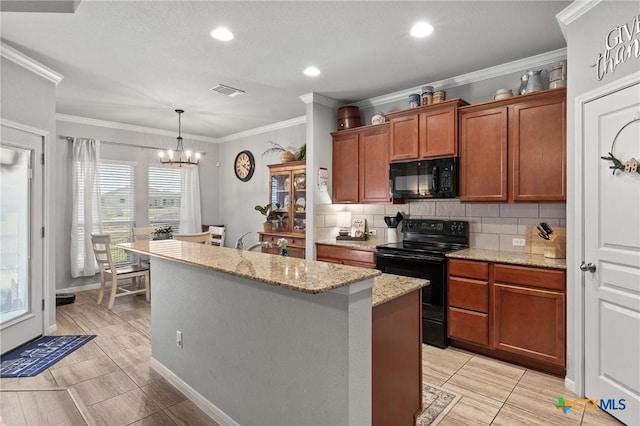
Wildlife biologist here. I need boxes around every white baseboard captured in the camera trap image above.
[47,324,58,334]
[565,377,577,394]
[149,357,239,426]
[56,282,101,293]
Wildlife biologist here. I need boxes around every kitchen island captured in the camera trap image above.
[119,240,425,426]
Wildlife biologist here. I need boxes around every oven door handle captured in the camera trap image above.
[376,251,444,263]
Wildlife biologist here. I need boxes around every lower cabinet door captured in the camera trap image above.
[493,283,565,366]
[448,307,488,346]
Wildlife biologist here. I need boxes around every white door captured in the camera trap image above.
[583,80,640,426]
[0,124,43,354]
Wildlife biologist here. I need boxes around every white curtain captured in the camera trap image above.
[70,138,103,278]
[179,167,202,233]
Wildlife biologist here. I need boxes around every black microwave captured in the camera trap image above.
[389,157,458,199]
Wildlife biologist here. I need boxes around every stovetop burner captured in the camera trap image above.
[376,219,469,256]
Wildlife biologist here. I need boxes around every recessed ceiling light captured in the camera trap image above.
[410,22,434,38]
[210,27,234,41]
[304,66,321,77]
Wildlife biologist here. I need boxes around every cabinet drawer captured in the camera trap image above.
[261,234,305,248]
[449,277,488,313]
[448,307,488,346]
[449,259,489,280]
[316,244,376,267]
[494,264,565,291]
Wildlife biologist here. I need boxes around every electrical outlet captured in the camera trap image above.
[368,230,377,236]
[176,331,183,348]
[512,238,526,247]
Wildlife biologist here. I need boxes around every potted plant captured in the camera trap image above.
[255,203,276,232]
[152,225,173,240]
[262,141,306,163]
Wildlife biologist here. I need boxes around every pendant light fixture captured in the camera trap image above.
[159,109,201,168]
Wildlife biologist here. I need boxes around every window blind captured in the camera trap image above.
[99,162,135,264]
[149,166,183,233]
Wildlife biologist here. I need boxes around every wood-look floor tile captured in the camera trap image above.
[422,345,470,379]
[442,395,500,426]
[72,310,124,333]
[581,407,625,425]
[464,354,526,382]
[71,370,138,406]
[0,369,59,390]
[141,378,186,409]
[49,341,105,370]
[437,416,468,426]
[0,392,27,425]
[50,354,120,387]
[492,402,582,426]
[116,307,151,322]
[108,345,151,370]
[90,322,138,340]
[18,390,87,426]
[129,411,178,426]
[165,400,220,426]
[94,331,149,356]
[445,363,518,402]
[122,362,162,387]
[422,370,449,387]
[87,388,161,426]
[440,381,504,409]
[127,318,151,338]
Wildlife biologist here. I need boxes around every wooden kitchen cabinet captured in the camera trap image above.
[387,99,468,161]
[316,243,376,268]
[492,264,565,368]
[267,161,306,234]
[447,258,566,376]
[447,259,490,347]
[331,124,390,204]
[259,232,305,259]
[459,88,566,202]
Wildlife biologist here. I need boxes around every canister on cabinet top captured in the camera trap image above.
[433,91,446,103]
[408,93,421,108]
[421,86,434,105]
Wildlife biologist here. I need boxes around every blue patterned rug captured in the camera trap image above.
[0,335,95,378]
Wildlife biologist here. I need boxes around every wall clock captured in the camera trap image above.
[234,150,255,182]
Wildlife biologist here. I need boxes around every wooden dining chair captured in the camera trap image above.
[133,227,156,241]
[173,231,210,244]
[91,234,150,309]
[208,225,226,247]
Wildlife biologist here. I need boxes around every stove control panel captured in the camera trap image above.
[402,219,468,236]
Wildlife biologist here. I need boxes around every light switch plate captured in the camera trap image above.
[512,238,526,246]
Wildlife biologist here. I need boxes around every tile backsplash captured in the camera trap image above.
[315,200,566,252]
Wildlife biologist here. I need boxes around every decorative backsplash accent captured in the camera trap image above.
[315,200,566,253]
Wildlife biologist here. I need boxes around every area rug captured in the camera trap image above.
[416,383,461,426]
[0,335,95,378]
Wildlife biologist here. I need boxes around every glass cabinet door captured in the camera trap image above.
[270,173,291,231]
[292,171,306,232]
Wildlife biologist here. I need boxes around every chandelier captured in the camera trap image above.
[159,109,201,168]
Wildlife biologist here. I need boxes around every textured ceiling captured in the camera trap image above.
[1,1,570,139]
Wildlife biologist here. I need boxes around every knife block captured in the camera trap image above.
[525,226,566,259]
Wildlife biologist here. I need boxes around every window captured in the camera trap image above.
[99,162,135,263]
[149,166,183,233]
[74,160,135,269]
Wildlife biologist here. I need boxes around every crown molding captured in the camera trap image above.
[352,48,567,109]
[299,92,341,109]
[217,115,306,143]
[1,41,63,86]
[556,0,602,40]
[56,114,219,143]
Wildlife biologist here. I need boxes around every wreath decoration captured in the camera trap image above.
[601,117,640,175]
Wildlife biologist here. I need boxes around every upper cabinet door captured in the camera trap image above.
[389,115,419,161]
[332,132,360,203]
[419,106,458,158]
[459,107,508,202]
[359,126,390,203]
[510,93,566,201]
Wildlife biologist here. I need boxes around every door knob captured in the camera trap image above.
[580,262,597,273]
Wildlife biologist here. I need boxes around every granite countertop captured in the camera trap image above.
[315,240,381,251]
[372,274,428,307]
[118,240,380,294]
[446,248,567,270]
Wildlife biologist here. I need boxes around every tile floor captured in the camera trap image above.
[0,289,625,426]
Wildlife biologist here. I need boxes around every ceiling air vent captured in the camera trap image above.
[209,84,245,97]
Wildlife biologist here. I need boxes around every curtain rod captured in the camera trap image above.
[58,135,206,155]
